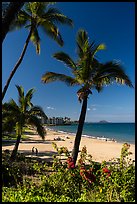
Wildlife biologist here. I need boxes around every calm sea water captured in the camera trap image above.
[47,123,135,144]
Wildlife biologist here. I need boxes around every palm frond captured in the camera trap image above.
[24,88,35,110]
[41,20,64,46]
[30,28,41,54]
[16,84,24,98]
[25,88,35,102]
[77,29,89,48]
[76,29,90,58]
[42,72,79,86]
[94,84,104,93]
[15,85,26,108]
[42,8,73,26]
[91,43,106,60]
[27,115,46,140]
[53,52,76,70]
[25,2,53,16]
[94,62,133,88]
[29,106,48,120]
[3,99,20,114]
[9,10,31,31]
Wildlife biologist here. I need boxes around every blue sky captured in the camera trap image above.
[2,2,135,122]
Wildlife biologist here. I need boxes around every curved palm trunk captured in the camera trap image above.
[71,96,87,165]
[10,125,22,160]
[2,28,32,100]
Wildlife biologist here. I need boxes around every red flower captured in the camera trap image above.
[67,157,75,169]
[80,166,96,183]
[68,161,75,169]
[102,167,111,178]
[67,157,73,163]
[85,171,96,183]
[102,167,110,174]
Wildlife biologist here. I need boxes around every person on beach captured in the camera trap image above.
[35,148,38,155]
[32,147,35,154]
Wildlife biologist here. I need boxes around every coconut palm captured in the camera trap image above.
[41,29,133,164]
[2,2,73,100]
[2,85,48,160]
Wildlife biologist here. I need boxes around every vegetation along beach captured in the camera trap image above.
[2,2,135,202]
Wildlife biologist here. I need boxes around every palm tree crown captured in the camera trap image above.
[2,85,47,139]
[10,2,73,53]
[42,29,133,101]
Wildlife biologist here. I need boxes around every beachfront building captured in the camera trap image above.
[45,116,71,125]
[64,117,71,124]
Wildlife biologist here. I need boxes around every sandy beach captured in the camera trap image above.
[2,129,135,163]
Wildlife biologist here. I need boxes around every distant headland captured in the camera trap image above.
[98,120,110,123]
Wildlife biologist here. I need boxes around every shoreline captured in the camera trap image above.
[46,126,135,145]
[2,129,135,163]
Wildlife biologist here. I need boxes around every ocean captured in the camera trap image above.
[46,123,135,144]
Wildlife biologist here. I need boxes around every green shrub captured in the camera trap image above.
[2,152,42,187]
[2,143,135,202]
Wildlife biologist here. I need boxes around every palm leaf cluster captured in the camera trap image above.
[10,2,73,54]
[2,85,47,139]
[42,29,133,102]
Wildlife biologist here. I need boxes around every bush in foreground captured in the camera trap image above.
[2,143,135,202]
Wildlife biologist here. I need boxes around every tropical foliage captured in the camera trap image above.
[2,85,47,160]
[2,143,135,202]
[2,2,73,100]
[41,29,133,164]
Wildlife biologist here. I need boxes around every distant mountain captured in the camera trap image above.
[99,120,110,123]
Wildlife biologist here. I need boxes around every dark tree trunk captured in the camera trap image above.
[71,96,87,164]
[2,2,24,43]
[2,29,32,100]
[10,133,21,161]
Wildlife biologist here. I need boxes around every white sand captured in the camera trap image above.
[2,129,135,163]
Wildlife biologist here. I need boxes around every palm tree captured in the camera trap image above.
[2,2,25,43]
[2,2,73,100]
[2,85,48,160]
[41,29,133,164]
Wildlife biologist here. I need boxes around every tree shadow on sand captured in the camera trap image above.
[17,149,58,162]
[24,131,38,135]
[21,140,52,144]
[2,141,16,146]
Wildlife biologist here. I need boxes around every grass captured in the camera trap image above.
[2,134,29,141]
[2,126,35,142]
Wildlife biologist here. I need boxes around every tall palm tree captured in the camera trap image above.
[41,29,133,164]
[2,85,48,160]
[2,2,73,100]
